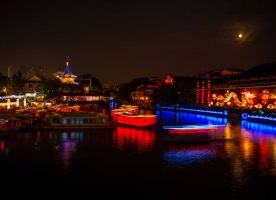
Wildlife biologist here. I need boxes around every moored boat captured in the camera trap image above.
[162,124,225,134]
[157,124,226,144]
[116,114,157,128]
[43,111,114,129]
[112,105,157,128]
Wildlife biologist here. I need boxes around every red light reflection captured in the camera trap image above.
[260,139,269,168]
[113,127,155,152]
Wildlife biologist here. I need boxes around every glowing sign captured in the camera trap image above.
[242,113,276,122]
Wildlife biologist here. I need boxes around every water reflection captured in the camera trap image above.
[241,120,276,135]
[113,127,155,152]
[52,132,84,171]
[158,110,276,189]
[0,139,10,156]
[164,146,216,168]
[0,111,276,198]
[241,121,276,174]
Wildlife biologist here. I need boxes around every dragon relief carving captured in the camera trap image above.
[211,89,276,109]
[211,90,255,108]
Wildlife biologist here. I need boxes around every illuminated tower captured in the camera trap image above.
[57,62,78,84]
[196,81,200,104]
[201,81,205,104]
[207,80,211,105]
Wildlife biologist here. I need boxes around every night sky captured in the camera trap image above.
[0,0,275,83]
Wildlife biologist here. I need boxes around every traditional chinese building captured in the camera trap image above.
[131,77,162,104]
[56,62,78,84]
[197,63,276,110]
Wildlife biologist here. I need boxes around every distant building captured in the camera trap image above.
[56,62,78,84]
[60,91,106,103]
[200,68,245,79]
[197,63,276,110]
[24,75,44,93]
[131,77,162,103]
[164,74,174,85]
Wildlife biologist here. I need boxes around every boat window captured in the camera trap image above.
[52,117,60,124]
[90,119,96,124]
[63,119,69,125]
[83,119,89,124]
[71,118,79,125]
[102,118,107,124]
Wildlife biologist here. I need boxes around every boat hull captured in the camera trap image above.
[116,114,157,128]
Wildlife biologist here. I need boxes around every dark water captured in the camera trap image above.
[1,111,276,199]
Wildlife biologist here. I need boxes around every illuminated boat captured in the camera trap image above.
[112,105,157,128]
[111,105,138,120]
[163,124,225,134]
[157,124,225,143]
[0,117,30,132]
[45,112,113,129]
[116,114,157,128]
[0,113,33,131]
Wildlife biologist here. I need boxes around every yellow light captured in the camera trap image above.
[238,33,243,38]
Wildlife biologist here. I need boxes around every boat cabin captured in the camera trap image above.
[48,112,109,127]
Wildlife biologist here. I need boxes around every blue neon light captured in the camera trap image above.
[160,106,228,116]
[241,113,248,120]
[157,110,228,126]
[242,113,276,122]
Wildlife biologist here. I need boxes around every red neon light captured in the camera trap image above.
[207,80,211,105]
[201,81,205,104]
[196,82,200,104]
[117,115,157,127]
[164,75,174,85]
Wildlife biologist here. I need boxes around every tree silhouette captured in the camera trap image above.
[11,71,24,93]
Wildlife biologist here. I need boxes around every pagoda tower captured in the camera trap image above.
[57,62,78,84]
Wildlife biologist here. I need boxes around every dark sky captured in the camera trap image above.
[0,0,275,83]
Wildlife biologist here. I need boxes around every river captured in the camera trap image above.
[0,110,276,199]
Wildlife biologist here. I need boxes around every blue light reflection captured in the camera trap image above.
[241,120,276,135]
[164,148,215,168]
[157,110,228,126]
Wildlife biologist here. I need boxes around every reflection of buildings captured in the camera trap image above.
[113,127,155,152]
[163,146,215,168]
[223,121,276,179]
[197,63,276,110]
[58,132,84,171]
[0,140,10,156]
[49,132,84,169]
